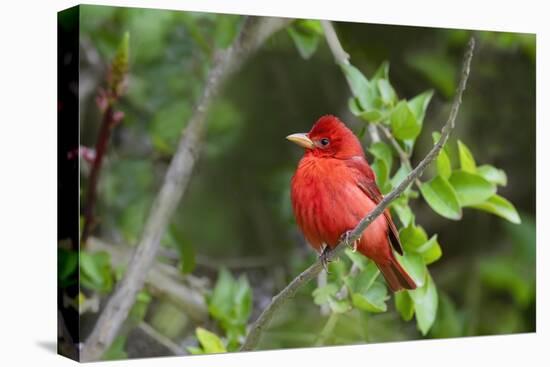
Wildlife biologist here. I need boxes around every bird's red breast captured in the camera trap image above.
[288,115,416,292]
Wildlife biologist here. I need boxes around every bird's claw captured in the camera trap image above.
[319,245,331,273]
[339,230,358,252]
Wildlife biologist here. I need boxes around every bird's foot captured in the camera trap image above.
[339,230,358,252]
[319,245,332,273]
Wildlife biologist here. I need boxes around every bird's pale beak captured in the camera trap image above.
[286,133,315,149]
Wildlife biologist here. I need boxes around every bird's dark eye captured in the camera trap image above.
[320,138,330,147]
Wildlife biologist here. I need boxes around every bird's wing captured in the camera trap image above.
[345,156,403,255]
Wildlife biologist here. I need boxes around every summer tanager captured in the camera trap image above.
[287,115,416,292]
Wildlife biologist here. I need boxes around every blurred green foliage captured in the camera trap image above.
[206,268,252,350]
[73,4,536,360]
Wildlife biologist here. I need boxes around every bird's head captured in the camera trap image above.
[286,115,364,159]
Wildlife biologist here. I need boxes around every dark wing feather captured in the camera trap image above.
[345,156,403,255]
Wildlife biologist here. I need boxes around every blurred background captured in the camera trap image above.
[61,4,535,360]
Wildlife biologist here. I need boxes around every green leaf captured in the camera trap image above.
[449,170,496,206]
[345,248,369,270]
[371,158,389,190]
[419,176,462,220]
[390,101,421,141]
[349,260,380,293]
[312,283,338,305]
[196,327,227,353]
[400,226,441,264]
[418,235,443,265]
[80,251,113,293]
[287,20,322,59]
[328,298,352,314]
[340,63,373,110]
[409,272,438,335]
[369,141,393,173]
[408,90,433,125]
[477,164,508,186]
[432,132,452,180]
[58,248,78,284]
[208,268,235,320]
[352,281,389,313]
[391,198,414,227]
[377,79,397,106]
[169,225,196,274]
[348,97,363,115]
[372,61,390,80]
[395,290,415,321]
[457,140,477,173]
[472,194,521,224]
[399,224,428,253]
[396,253,426,288]
[358,109,385,123]
[436,150,452,180]
[233,275,253,324]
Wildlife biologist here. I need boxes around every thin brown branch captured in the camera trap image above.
[240,32,475,351]
[81,105,114,243]
[80,17,291,362]
[81,34,129,244]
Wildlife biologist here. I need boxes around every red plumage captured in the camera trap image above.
[288,115,416,292]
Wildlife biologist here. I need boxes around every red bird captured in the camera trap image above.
[287,115,416,292]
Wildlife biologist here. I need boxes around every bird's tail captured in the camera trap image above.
[377,256,417,292]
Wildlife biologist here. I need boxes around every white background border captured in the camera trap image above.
[0,0,544,366]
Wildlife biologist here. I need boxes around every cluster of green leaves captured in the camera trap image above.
[80,251,115,293]
[420,135,520,224]
[59,243,115,297]
[188,268,252,354]
[289,23,522,337]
